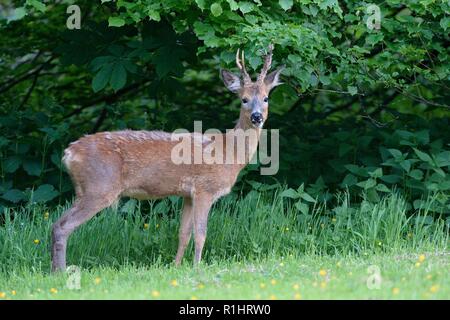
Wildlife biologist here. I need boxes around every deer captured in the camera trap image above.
[51,44,283,272]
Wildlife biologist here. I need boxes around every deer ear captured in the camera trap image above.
[264,66,284,91]
[221,69,241,93]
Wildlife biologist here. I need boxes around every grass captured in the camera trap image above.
[1,254,448,300]
[0,188,448,299]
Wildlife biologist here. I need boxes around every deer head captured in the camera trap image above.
[221,44,284,128]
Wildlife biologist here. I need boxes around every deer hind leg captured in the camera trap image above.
[174,197,193,266]
[192,194,214,265]
[51,193,119,272]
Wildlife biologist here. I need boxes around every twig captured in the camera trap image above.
[90,107,108,133]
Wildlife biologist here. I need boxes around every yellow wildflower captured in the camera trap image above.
[270,279,277,285]
[293,284,300,290]
[392,287,400,295]
[294,293,301,300]
[33,239,40,244]
[197,283,205,289]
[0,292,6,298]
[151,290,160,298]
[191,296,198,300]
[44,212,49,219]
[320,281,327,288]
[170,279,178,287]
[260,283,266,289]
[418,254,425,263]
[11,290,16,296]
[143,223,149,230]
[94,277,101,285]
[50,288,58,294]
[319,269,327,277]
[415,262,421,268]
[430,285,439,293]
[269,294,277,300]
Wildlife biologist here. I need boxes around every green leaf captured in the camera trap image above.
[344,164,368,177]
[347,86,358,95]
[400,160,411,173]
[23,159,42,176]
[341,173,358,187]
[195,0,206,10]
[280,188,299,199]
[239,1,254,14]
[279,0,294,11]
[7,7,27,23]
[295,202,309,215]
[379,175,400,184]
[148,10,161,21]
[1,189,26,203]
[228,0,239,10]
[413,148,433,164]
[366,188,380,202]
[300,192,316,203]
[338,143,352,157]
[210,3,223,17]
[375,184,390,192]
[31,184,59,203]
[110,63,127,91]
[388,148,402,159]
[92,64,113,92]
[3,156,22,173]
[369,168,383,178]
[26,0,46,13]
[408,169,423,180]
[356,178,376,190]
[108,16,126,27]
[440,17,450,31]
[365,33,384,46]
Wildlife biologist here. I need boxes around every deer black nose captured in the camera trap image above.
[251,112,263,125]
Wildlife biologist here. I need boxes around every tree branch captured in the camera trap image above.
[90,107,108,133]
[64,79,151,119]
[0,56,55,93]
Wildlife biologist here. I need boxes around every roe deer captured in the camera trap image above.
[52,44,283,272]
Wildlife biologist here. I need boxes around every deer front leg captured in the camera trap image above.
[175,197,193,266]
[193,194,213,265]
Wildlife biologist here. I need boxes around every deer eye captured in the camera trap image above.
[242,98,248,104]
[263,97,268,103]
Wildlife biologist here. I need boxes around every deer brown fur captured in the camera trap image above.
[51,45,283,272]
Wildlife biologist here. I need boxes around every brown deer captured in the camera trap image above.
[52,45,283,272]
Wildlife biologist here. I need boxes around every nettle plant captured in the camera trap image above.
[341,129,450,213]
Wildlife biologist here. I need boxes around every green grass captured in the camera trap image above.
[1,254,449,299]
[0,189,448,299]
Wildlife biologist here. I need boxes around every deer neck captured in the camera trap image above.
[227,109,262,167]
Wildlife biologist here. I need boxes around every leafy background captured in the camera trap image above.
[0,0,449,224]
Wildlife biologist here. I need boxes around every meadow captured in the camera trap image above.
[0,189,448,300]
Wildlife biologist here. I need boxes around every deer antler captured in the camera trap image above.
[257,44,274,83]
[236,48,252,85]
